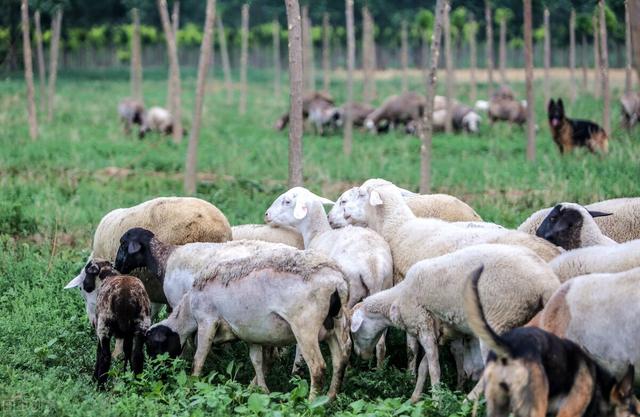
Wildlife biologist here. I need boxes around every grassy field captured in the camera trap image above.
[1,68,639,416]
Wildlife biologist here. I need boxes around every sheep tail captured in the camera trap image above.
[463,265,512,358]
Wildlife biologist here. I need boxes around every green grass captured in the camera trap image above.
[1,68,639,416]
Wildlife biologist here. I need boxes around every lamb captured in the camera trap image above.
[518,198,640,244]
[535,202,615,250]
[350,244,560,402]
[265,187,393,366]
[364,92,426,133]
[65,197,232,327]
[620,92,639,129]
[231,224,304,249]
[548,239,640,282]
[530,267,640,382]
[80,259,151,385]
[340,179,561,281]
[118,98,145,134]
[115,228,351,400]
[139,106,177,139]
[327,186,482,228]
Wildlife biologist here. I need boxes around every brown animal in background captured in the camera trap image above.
[488,97,526,125]
[620,92,640,129]
[118,98,145,134]
[364,92,426,133]
[274,91,334,131]
[548,98,608,154]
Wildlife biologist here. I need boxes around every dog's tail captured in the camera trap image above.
[463,265,512,358]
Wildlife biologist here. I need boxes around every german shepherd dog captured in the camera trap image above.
[548,98,609,154]
[464,266,639,417]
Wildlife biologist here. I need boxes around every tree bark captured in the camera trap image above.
[599,0,610,134]
[285,0,304,186]
[444,2,454,133]
[420,0,445,194]
[401,19,409,92]
[184,0,216,194]
[543,7,550,106]
[524,0,535,161]
[272,18,281,98]
[167,1,180,111]
[21,0,37,139]
[499,18,507,84]
[569,9,576,102]
[47,7,62,122]
[322,12,331,92]
[301,6,314,93]
[469,21,478,103]
[217,15,233,103]
[625,0,633,94]
[630,0,640,82]
[157,0,183,142]
[582,34,588,90]
[362,6,373,104]
[34,10,46,115]
[239,3,249,115]
[131,8,143,101]
[484,0,494,97]
[593,16,601,98]
[344,0,355,156]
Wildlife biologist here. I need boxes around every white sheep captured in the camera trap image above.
[549,239,640,282]
[265,187,393,367]
[327,185,481,228]
[139,106,177,139]
[115,227,351,401]
[350,244,560,402]
[231,224,304,249]
[530,267,640,382]
[534,202,615,249]
[80,259,151,386]
[517,197,640,243]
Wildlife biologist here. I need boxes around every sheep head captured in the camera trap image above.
[115,227,155,274]
[535,203,611,250]
[265,187,334,227]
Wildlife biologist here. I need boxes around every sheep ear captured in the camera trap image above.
[369,190,383,206]
[128,240,142,254]
[317,196,335,205]
[293,199,308,220]
[397,187,416,197]
[587,210,612,218]
[350,308,364,332]
[64,274,84,289]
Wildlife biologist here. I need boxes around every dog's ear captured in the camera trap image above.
[557,98,565,112]
[548,99,555,111]
[612,365,635,403]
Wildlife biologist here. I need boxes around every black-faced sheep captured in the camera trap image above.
[118,98,145,135]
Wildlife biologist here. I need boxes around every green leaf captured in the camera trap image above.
[176,370,187,386]
[247,393,270,412]
[309,395,329,409]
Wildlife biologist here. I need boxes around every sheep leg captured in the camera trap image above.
[375,329,387,369]
[112,338,124,360]
[248,344,269,393]
[192,320,219,377]
[94,336,112,387]
[406,334,419,378]
[450,338,466,390]
[411,346,430,403]
[291,345,306,376]
[325,329,351,399]
[291,329,326,401]
[131,332,145,375]
[122,335,133,372]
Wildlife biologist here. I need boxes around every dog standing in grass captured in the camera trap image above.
[548,98,608,155]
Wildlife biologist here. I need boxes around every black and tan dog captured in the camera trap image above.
[548,98,608,154]
[464,266,639,417]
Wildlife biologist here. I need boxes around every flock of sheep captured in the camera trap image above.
[63,177,640,412]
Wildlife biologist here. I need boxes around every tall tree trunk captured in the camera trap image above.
[469,21,478,103]
[569,9,576,102]
[34,10,45,115]
[444,2,454,134]
[401,19,409,92]
[322,12,331,92]
[184,0,216,194]
[524,0,535,161]
[344,0,355,156]
[593,15,601,98]
[499,18,507,84]
[420,0,446,194]
[599,0,610,134]
[543,8,550,106]
[167,1,180,111]
[630,0,640,81]
[624,0,633,94]
[362,6,373,104]
[217,15,233,103]
[421,32,429,87]
[239,3,249,115]
[131,8,143,101]
[582,34,588,90]
[302,6,315,93]
[157,0,183,142]
[47,7,62,122]
[368,9,377,100]
[485,1,494,97]
[272,18,281,97]
[21,0,37,139]
[284,0,304,186]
